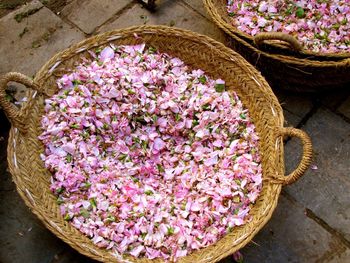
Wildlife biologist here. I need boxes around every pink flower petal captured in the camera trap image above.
[100,47,114,62]
[153,138,165,151]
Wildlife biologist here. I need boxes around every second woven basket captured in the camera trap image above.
[204,0,350,92]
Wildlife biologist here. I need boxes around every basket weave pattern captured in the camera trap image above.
[0,26,312,262]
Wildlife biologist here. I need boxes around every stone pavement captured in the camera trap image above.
[0,0,349,262]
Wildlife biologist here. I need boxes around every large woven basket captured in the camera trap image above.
[0,26,312,262]
[204,0,350,92]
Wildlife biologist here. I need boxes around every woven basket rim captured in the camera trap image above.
[2,25,312,262]
[204,0,350,61]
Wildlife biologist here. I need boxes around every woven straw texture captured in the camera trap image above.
[203,0,350,92]
[0,26,312,262]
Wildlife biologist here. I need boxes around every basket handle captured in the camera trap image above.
[0,72,40,133]
[277,127,312,185]
[254,32,302,52]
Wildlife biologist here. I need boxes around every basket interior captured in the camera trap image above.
[10,26,284,263]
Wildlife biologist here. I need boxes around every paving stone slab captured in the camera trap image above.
[338,96,350,120]
[281,94,314,119]
[0,0,85,76]
[236,195,347,263]
[283,109,302,127]
[61,0,132,34]
[181,0,210,19]
[319,89,350,111]
[284,107,350,242]
[98,1,227,44]
[0,171,64,263]
[269,90,308,128]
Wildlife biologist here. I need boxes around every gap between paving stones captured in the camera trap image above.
[0,0,86,76]
[334,110,350,124]
[293,104,320,129]
[90,0,137,36]
[180,0,209,20]
[56,12,87,37]
[316,90,350,124]
[305,208,350,248]
[318,97,350,124]
[282,190,350,249]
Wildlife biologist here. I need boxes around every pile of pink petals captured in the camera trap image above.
[227,0,350,53]
[39,44,262,261]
